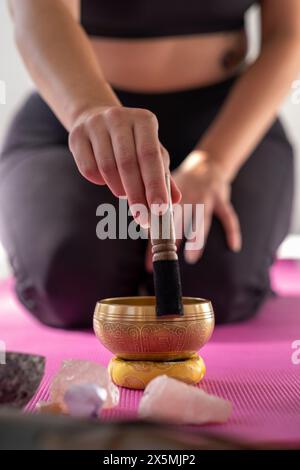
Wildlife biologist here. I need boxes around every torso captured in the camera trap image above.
[65,0,257,92]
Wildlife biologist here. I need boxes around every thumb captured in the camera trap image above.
[145,240,153,272]
[184,197,213,264]
[215,199,242,252]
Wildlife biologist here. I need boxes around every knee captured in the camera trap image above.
[16,234,114,329]
[211,281,259,324]
[16,265,97,330]
[210,266,268,324]
[184,258,267,324]
[214,248,272,322]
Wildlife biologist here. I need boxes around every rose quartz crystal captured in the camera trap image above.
[138,375,232,425]
[49,360,119,409]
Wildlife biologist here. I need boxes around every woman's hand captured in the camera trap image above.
[174,151,242,263]
[145,150,241,271]
[69,105,181,226]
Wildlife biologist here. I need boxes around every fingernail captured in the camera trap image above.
[130,204,150,229]
[146,262,153,273]
[184,249,199,264]
[131,209,149,229]
[137,216,150,229]
[233,238,242,252]
[151,200,168,216]
[140,218,150,229]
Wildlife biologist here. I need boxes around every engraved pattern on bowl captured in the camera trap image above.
[94,297,214,361]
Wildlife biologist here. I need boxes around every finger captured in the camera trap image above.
[216,201,242,252]
[184,198,213,264]
[110,124,149,227]
[69,130,105,185]
[160,144,171,173]
[134,113,168,210]
[170,176,182,204]
[203,198,214,244]
[145,240,153,272]
[89,124,125,197]
[173,201,184,249]
[160,145,181,204]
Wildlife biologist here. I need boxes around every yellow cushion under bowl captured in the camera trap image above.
[108,354,206,390]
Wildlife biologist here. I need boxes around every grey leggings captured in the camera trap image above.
[0,77,294,328]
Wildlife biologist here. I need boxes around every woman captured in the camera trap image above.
[0,0,298,327]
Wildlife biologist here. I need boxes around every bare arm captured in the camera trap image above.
[9,0,118,129]
[197,0,300,181]
[8,0,180,221]
[172,0,300,262]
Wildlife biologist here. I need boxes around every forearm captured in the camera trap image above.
[9,0,119,130]
[198,34,300,181]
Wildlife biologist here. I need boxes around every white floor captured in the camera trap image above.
[0,242,11,280]
[278,234,300,260]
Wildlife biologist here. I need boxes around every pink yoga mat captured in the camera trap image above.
[0,260,300,447]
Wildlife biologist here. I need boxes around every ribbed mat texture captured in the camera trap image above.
[0,260,299,445]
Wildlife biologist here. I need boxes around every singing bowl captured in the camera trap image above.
[93,297,214,361]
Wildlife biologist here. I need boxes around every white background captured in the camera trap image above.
[0,4,299,277]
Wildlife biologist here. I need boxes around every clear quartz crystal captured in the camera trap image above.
[138,375,232,425]
[50,359,119,409]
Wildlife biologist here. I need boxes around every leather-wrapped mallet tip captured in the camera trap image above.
[153,259,184,316]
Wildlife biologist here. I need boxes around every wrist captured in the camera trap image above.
[190,148,238,183]
[68,81,121,129]
[176,150,234,183]
[209,157,237,183]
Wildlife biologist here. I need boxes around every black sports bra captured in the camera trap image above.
[81,0,257,38]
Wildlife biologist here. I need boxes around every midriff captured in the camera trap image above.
[64,0,248,93]
[90,31,247,92]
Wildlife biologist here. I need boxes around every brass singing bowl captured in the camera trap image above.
[93,296,214,361]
